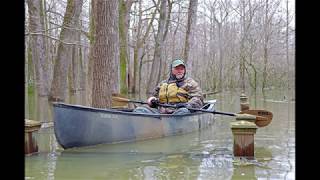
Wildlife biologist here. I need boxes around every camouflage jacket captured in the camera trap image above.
[152,77,204,110]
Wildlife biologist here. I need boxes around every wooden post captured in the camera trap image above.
[25,119,41,155]
[240,93,249,111]
[231,115,257,159]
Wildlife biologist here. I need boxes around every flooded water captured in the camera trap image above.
[25,90,295,179]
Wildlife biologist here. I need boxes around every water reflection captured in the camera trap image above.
[232,165,256,180]
[47,131,208,179]
[25,90,295,179]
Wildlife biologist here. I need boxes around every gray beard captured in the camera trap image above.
[176,74,184,79]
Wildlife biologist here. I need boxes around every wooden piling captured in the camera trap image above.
[231,116,257,159]
[240,93,249,111]
[25,119,41,155]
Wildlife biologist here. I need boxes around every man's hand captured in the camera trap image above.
[147,97,159,108]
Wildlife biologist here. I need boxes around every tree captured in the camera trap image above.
[27,0,51,122]
[49,0,83,102]
[170,1,182,60]
[261,0,280,93]
[68,33,82,104]
[131,0,160,93]
[183,0,199,74]
[91,0,120,108]
[211,0,228,91]
[286,0,290,90]
[86,0,97,106]
[27,0,50,97]
[146,0,168,94]
[237,0,258,93]
[119,0,134,94]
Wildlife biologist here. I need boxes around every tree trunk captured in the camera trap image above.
[171,3,181,60]
[286,0,290,90]
[146,0,167,94]
[239,35,246,93]
[131,0,159,93]
[27,0,50,97]
[27,41,37,119]
[86,1,97,106]
[91,0,120,108]
[210,0,229,91]
[25,37,29,119]
[49,0,83,102]
[131,0,143,94]
[27,0,51,123]
[262,0,269,93]
[249,64,257,92]
[119,0,133,95]
[209,7,217,91]
[262,39,268,91]
[43,0,53,92]
[78,36,87,105]
[183,0,198,72]
[68,42,81,104]
[217,22,223,91]
[160,0,173,80]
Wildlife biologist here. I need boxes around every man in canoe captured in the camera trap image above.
[134,58,204,114]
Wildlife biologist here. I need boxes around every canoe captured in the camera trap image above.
[53,101,216,149]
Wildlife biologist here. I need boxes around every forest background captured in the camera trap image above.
[25,0,295,120]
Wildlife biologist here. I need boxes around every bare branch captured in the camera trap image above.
[26,33,89,47]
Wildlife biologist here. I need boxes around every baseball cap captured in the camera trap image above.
[172,59,185,68]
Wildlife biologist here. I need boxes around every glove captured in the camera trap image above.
[150,99,159,108]
[147,97,158,108]
[175,103,192,109]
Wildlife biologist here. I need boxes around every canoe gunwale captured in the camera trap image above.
[52,102,211,118]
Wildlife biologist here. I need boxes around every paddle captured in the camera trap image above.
[238,109,273,127]
[151,103,272,127]
[112,96,147,105]
[112,96,273,127]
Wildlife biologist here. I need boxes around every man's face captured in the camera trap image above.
[172,65,185,79]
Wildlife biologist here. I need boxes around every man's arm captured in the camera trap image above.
[184,78,204,108]
[152,85,161,98]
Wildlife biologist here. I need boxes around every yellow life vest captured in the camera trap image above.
[159,82,189,103]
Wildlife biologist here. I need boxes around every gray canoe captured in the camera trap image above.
[53,101,216,149]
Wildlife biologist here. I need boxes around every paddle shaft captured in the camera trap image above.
[157,103,236,116]
[126,99,148,104]
[124,99,235,116]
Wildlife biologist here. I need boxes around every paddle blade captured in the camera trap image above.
[238,109,273,127]
[111,95,130,108]
[112,96,130,102]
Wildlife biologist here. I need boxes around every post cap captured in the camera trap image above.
[230,120,257,129]
[25,119,41,127]
[240,93,247,97]
[25,119,41,132]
